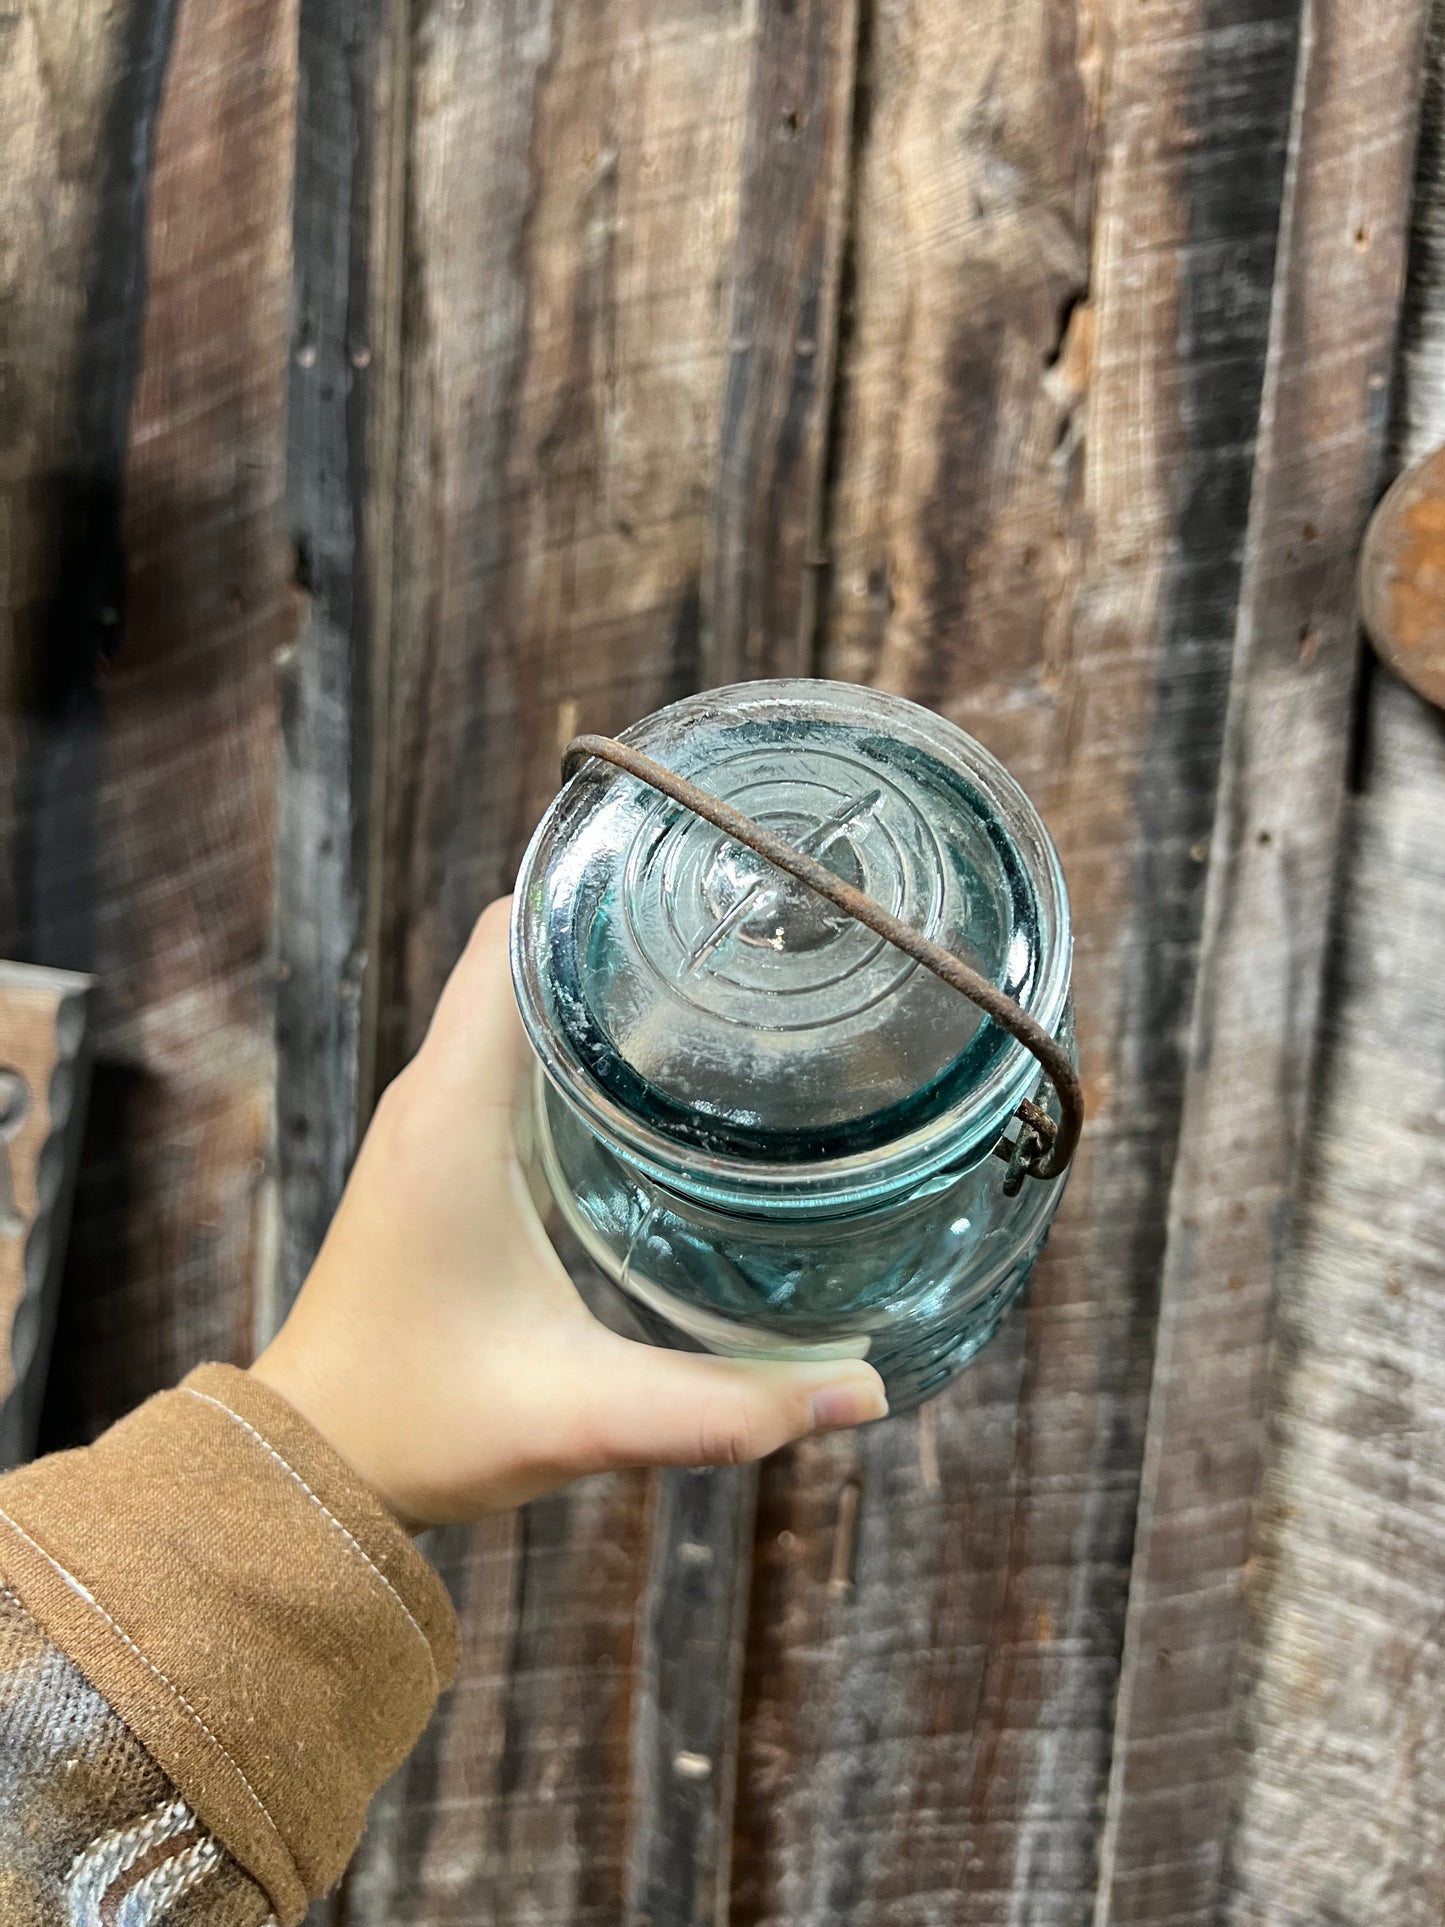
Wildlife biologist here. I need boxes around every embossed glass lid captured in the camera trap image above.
[512,680,1070,1167]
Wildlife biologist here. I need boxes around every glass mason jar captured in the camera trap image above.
[510,680,1076,1412]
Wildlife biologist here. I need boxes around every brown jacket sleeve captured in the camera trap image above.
[0,1364,459,1925]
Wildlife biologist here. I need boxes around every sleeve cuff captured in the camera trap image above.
[0,1363,459,1923]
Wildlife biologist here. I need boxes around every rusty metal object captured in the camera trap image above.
[562,733,1084,1182]
[1360,443,1445,710]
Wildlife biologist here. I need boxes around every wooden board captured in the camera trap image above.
[1220,14,1445,1913]
[1095,2,1431,1919]
[1221,677,1445,1924]
[1,0,171,1002]
[345,5,858,1919]
[0,0,298,1444]
[273,0,407,1323]
[738,3,1316,1919]
[626,1464,758,1927]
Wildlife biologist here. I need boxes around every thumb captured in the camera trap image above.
[415,895,530,1140]
[560,1334,890,1472]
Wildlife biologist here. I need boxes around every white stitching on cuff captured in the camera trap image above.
[179,1386,438,1692]
[0,1507,295,1882]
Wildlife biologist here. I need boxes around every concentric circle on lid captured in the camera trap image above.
[620,743,941,1032]
[512,680,1070,1176]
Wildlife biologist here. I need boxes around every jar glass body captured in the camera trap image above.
[511,681,1075,1412]
[518,1021,1073,1410]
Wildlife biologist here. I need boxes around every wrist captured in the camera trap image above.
[249,1338,430,1537]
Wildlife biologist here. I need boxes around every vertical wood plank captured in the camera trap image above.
[349,5,856,1920]
[1220,11,1445,1915]
[273,0,408,1328]
[1395,0,1445,444]
[1,0,298,1444]
[704,0,858,683]
[628,10,857,1924]
[376,2,754,1076]
[1094,3,1430,1920]
[56,0,297,1430]
[0,3,151,1438]
[1221,680,1445,1926]
[1,0,177,1008]
[626,1466,756,1927]
[283,18,410,1916]
[354,9,692,1917]
[1,7,164,920]
[737,1,1309,1919]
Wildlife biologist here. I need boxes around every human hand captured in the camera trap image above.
[250,897,888,1527]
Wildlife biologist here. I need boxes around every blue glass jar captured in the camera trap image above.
[511,680,1075,1411]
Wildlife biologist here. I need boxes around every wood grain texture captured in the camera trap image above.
[0,0,130,1447]
[271,0,408,1329]
[0,964,94,1467]
[1095,3,1430,1920]
[1,0,298,1444]
[1394,0,1445,455]
[1221,676,1445,1925]
[1218,15,1445,1913]
[0,5,154,906]
[351,1489,652,1927]
[0,0,175,986]
[740,2,1307,1920]
[704,0,858,682]
[735,1335,1042,1927]
[377,0,750,1063]
[38,0,298,1441]
[626,1466,757,1927]
[349,5,855,1919]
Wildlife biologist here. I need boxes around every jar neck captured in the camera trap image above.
[534,1055,1042,1223]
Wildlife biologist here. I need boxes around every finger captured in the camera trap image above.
[557,1336,890,1471]
[418,894,529,1101]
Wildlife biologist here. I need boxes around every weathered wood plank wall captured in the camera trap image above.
[1,2,1439,1925]
[735,3,1423,1921]
[349,10,859,1920]
[1222,8,1445,1915]
[1098,2,1430,1919]
[276,0,405,1320]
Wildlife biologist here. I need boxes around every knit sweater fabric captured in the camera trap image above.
[0,1585,273,1924]
[0,1365,460,1924]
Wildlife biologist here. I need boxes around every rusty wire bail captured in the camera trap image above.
[560,734,1083,1184]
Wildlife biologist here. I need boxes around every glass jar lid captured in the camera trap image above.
[512,680,1070,1182]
